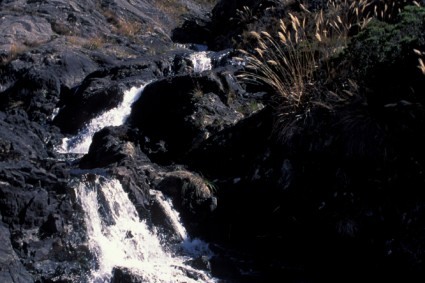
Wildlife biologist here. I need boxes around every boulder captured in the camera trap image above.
[79,126,156,219]
[128,71,248,163]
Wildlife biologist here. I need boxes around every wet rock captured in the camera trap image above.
[0,220,35,283]
[79,125,155,219]
[186,255,211,272]
[111,267,144,283]
[0,0,230,282]
[39,213,64,238]
[79,126,139,168]
[54,79,124,135]
[185,106,273,179]
[53,62,161,135]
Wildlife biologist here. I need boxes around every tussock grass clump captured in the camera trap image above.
[101,9,144,39]
[237,0,378,109]
[82,36,105,50]
[236,0,425,151]
[154,0,189,25]
[237,0,422,111]
[239,26,317,108]
[116,19,142,38]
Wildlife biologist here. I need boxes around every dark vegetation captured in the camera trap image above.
[173,0,425,281]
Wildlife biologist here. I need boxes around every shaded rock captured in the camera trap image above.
[0,219,35,283]
[0,110,53,162]
[172,15,211,46]
[209,255,240,280]
[157,170,216,215]
[39,213,64,238]
[154,169,217,236]
[186,255,211,272]
[79,126,142,168]
[0,67,61,122]
[128,71,248,163]
[185,106,273,179]
[54,79,125,135]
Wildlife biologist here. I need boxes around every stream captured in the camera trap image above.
[57,51,217,282]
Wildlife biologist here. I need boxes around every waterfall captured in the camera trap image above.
[189,51,212,73]
[56,84,147,154]
[76,176,215,283]
[57,72,216,282]
[150,190,213,258]
[150,190,189,241]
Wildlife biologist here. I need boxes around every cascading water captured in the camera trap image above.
[75,177,215,283]
[57,84,147,154]
[189,51,212,73]
[56,78,216,282]
[150,190,189,241]
[150,190,213,258]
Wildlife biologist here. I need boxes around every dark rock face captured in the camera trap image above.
[0,68,61,123]
[0,104,88,281]
[128,70,255,163]
[0,220,34,283]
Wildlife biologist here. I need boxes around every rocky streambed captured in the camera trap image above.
[2,0,425,283]
[0,1,267,282]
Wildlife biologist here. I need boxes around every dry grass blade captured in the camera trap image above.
[419,58,425,75]
[237,0,399,112]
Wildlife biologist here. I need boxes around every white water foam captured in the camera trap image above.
[150,190,213,258]
[150,190,189,241]
[189,51,212,73]
[76,177,215,283]
[57,84,147,154]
